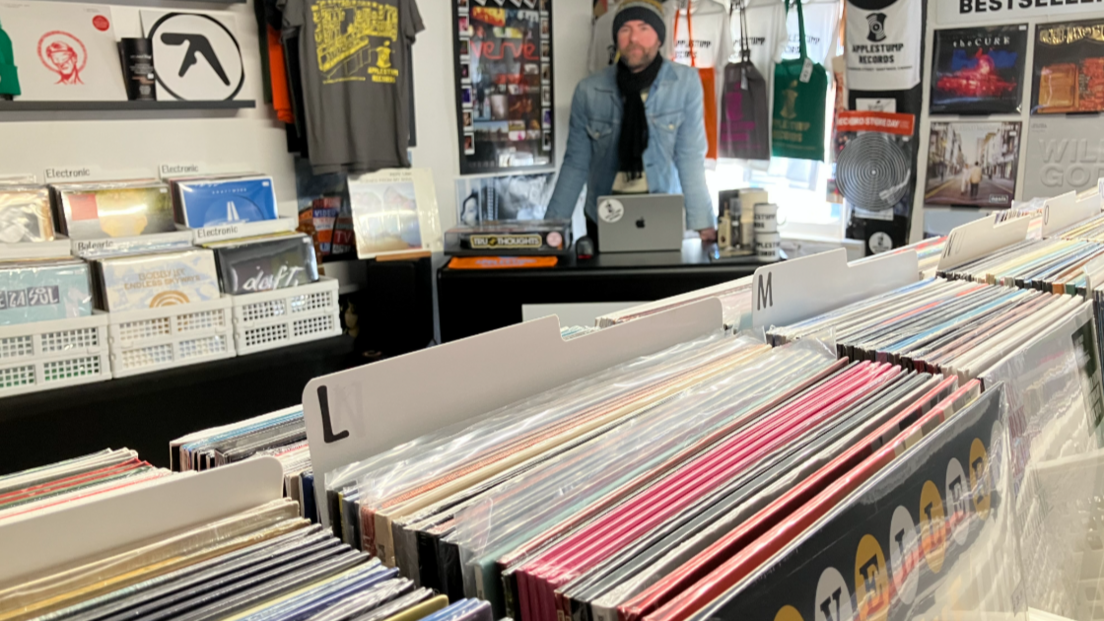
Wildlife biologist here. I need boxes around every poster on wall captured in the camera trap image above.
[925,121,1021,208]
[141,10,245,101]
[930,25,1027,115]
[0,2,127,101]
[453,0,554,175]
[1032,18,1104,115]
[844,0,922,91]
[455,172,554,225]
[1022,116,1104,200]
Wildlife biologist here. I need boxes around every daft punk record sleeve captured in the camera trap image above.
[845,0,922,91]
[0,2,127,101]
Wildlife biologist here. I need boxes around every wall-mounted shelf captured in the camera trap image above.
[0,100,256,112]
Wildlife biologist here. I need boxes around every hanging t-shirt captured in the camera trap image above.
[667,0,733,160]
[781,0,838,65]
[589,3,620,74]
[281,0,423,174]
[845,0,921,91]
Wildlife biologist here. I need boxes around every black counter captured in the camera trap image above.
[438,241,766,342]
[0,336,360,473]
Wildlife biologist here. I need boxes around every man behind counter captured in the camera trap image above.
[545,0,716,243]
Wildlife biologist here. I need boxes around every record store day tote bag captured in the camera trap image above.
[771,0,827,161]
[719,0,770,160]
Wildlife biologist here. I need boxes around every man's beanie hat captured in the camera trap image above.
[612,0,666,45]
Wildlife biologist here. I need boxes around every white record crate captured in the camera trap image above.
[0,313,111,398]
[232,278,341,356]
[108,297,235,378]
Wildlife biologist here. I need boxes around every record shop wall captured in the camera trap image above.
[912,0,1104,240]
[0,1,298,213]
[409,0,591,231]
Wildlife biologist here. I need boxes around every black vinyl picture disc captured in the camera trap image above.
[837,132,911,211]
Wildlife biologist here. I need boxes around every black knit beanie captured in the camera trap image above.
[612,0,667,46]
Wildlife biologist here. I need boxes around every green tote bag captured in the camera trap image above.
[771,0,827,161]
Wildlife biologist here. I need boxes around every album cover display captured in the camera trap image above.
[175,176,279,227]
[0,2,128,101]
[925,121,1021,207]
[1033,18,1104,114]
[1023,116,1103,199]
[93,249,220,311]
[140,10,245,101]
[0,185,54,243]
[930,25,1027,114]
[55,181,175,240]
[348,169,441,260]
[203,232,319,295]
[0,258,91,325]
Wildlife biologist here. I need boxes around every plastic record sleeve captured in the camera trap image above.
[836,132,912,212]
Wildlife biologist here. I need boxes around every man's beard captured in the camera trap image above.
[620,45,658,71]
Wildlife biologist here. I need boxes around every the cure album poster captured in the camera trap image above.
[930,25,1027,114]
[1033,18,1104,114]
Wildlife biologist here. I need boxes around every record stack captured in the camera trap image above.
[171,407,315,522]
[936,238,1104,294]
[0,449,171,524]
[595,281,753,331]
[0,454,499,621]
[767,277,1088,380]
[315,326,1020,621]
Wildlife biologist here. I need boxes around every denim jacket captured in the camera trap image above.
[545,58,714,231]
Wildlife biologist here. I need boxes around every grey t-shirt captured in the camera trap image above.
[282,0,424,174]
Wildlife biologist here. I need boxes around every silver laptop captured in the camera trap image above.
[596,194,685,253]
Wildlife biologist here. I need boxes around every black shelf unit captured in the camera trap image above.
[0,100,256,112]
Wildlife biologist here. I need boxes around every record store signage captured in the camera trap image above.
[845,0,922,90]
[935,0,1104,23]
[690,386,1019,621]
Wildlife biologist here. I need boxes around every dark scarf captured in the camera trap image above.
[616,54,662,180]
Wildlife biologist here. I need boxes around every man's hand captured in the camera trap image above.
[699,228,717,242]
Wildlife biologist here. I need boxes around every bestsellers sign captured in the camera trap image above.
[935,0,1104,24]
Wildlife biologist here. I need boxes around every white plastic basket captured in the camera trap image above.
[0,313,111,398]
[232,278,341,356]
[108,297,235,378]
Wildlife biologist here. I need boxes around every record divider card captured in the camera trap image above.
[301,299,725,528]
[749,248,919,331]
[0,457,284,587]
[937,214,1032,272]
[1041,191,1093,238]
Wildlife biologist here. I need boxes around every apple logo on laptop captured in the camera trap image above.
[636,217,646,229]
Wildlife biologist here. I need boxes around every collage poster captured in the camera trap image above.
[454,0,554,175]
[930,25,1027,115]
[925,121,1022,208]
